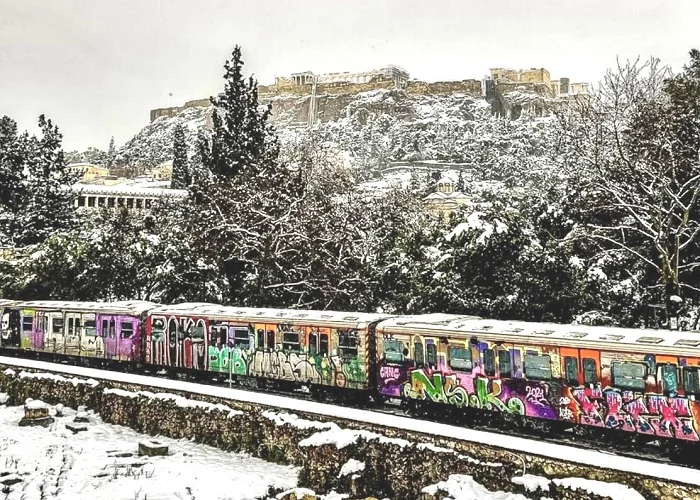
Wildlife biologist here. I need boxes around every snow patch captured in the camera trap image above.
[276,487,316,499]
[422,474,529,499]
[24,398,47,410]
[511,473,550,492]
[262,410,336,430]
[553,477,645,500]
[3,368,16,376]
[19,370,99,387]
[299,427,411,449]
[338,458,365,477]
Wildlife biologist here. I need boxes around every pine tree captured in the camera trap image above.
[456,171,466,192]
[171,124,189,189]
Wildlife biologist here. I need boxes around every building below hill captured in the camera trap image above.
[68,163,110,182]
[423,175,473,216]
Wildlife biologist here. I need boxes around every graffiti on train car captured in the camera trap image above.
[559,384,700,441]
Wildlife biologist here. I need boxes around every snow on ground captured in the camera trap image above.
[2,356,699,489]
[0,404,298,500]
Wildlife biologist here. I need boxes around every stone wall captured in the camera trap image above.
[0,364,696,500]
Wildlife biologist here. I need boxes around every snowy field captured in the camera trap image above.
[0,404,298,500]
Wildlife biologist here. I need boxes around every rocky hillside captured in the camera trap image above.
[116,87,555,179]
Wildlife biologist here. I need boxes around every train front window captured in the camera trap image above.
[683,367,700,395]
[426,343,437,368]
[564,356,579,385]
[448,346,472,372]
[611,362,646,391]
[309,333,318,356]
[524,353,552,380]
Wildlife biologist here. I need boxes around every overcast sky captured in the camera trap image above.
[1,0,698,152]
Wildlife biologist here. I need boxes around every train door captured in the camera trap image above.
[103,316,117,359]
[45,312,64,353]
[119,318,135,361]
[495,343,513,379]
[79,313,100,357]
[560,347,581,387]
[20,310,40,349]
[64,312,81,355]
[579,349,601,386]
[168,317,179,367]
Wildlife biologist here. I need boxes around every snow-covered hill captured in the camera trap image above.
[115,87,555,179]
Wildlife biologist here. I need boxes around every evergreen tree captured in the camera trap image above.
[106,136,116,169]
[171,123,190,189]
[186,46,303,305]
[456,171,466,192]
[0,115,78,247]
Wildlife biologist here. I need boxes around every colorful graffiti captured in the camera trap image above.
[560,384,700,441]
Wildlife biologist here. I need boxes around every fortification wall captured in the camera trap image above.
[405,79,482,96]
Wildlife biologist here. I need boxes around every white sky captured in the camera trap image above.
[1,0,698,152]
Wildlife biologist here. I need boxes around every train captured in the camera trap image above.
[1,298,700,454]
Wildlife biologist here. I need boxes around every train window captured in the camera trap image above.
[564,356,579,385]
[524,353,552,380]
[68,318,74,335]
[266,330,275,349]
[484,349,496,376]
[52,317,64,335]
[683,367,700,394]
[233,328,250,349]
[21,316,33,332]
[339,330,359,358]
[309,332,318,356]
[414,342,425,366]
[498,349,511,377]
[282,331,300,351]
[426,343,437,367]
[583,358,598,384]
[109,318,116,338]
[384,339,404,363]
[121,322,134,339]
[611,362,646,391]
[448,346,472,372]
[256,329,264,348]
[660,364,678,395]
[319,334,329,356]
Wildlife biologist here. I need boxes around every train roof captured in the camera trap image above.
[148,303,392,328]
[0,300,18,308]
[377,314,700,357]
[12,300,157,316]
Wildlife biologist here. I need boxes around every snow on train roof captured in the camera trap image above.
[12,300,157,315]
[379,314,700,352]
[149,302,391,326]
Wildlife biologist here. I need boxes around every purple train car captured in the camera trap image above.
[0,300,156,362]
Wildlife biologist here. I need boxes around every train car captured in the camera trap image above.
[375,314,700,444]
[143,303,392,393]
[0,300,156,362]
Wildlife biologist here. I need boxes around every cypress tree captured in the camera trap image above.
[171,124,189,189]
